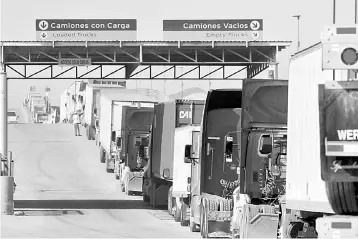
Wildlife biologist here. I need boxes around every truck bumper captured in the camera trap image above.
[206,210,232,238]
[107,155,115,170]
[126,171,144,192]
[316,215,358,239]
[231,204,279,239]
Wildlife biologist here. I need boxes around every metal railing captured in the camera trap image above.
[1,151,14,177]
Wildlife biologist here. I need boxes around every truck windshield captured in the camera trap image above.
[7,112,16,117]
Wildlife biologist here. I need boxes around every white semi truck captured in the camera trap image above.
[229,25,358,239]
[143,99,205,208]
[281,25,358,238]
[98,89,159,176]
[168,105,206,223]
[83,84,125,141]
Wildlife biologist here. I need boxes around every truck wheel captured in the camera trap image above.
[174,203,181,222]
[326,181,358,214]
[115,174,119,180]
[121,183,125,192]
[100,147,106,163]
[180,203,189,226]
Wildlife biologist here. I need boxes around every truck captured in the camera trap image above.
[98,89,159,175]
[230,25,358,239]
[230,80,288,239]
[31,99,48,123]
[281,27,358,238]
[167,97,207,223]
[143,99,205,208]
[115,105,154,195]
[183,89,243,238]
[59,81,87,123]
[83,84,125,141]
[24,92,40,108]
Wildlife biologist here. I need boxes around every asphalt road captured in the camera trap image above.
[1,109,200,238]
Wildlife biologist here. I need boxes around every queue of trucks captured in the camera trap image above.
[59,25,358,238]
[23,92,51,123]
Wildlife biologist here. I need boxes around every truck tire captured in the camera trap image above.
[121,183,125,192]
[174,203,181,222]
[326,181,358,214]
[180,203,189,226]
[100,147,106,163]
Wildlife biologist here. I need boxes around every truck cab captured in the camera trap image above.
[184,89,242,237]
[7,111,19,124]
[118,132,151,194]
[230,79,288,238]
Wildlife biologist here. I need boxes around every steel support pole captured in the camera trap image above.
[0,47,13,215]
[0,64,8,168]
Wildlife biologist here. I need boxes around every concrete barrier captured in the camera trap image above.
[1,176,14,215]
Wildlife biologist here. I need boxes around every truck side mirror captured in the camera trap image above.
[184,145,192,163]
[163,168,170,179]
[116,137,121,147]
[259,135,273,155]
[139,145,145,158]
[143,146,149,159]
[224,135,234,162]
[260,144,272,155]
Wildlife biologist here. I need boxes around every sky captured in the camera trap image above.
[1,0,357,108]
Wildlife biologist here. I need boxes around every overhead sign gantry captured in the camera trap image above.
[0,40,290,80]
[0,39,291,215]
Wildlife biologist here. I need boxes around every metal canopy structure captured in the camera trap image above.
[0,40,291,80]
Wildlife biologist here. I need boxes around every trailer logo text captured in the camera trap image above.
[331,160,358,172]
[179,111,192,119]
[337,129,358,140]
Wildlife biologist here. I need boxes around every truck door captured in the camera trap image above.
[203,133,240,198]
[127,134,139,170]
[249,133,287,199]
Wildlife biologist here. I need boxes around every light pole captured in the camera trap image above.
[292,15,301,52]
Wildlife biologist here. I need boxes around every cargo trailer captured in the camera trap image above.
[143,99,205,208]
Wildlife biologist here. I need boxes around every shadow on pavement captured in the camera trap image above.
[15,200,166,210]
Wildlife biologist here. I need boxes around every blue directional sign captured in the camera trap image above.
[163,19,264,41]
[36,19,137,41]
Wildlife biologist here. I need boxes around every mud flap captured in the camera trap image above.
[153,184,170,207]
[319,81,358,182]
[319,81,358,214]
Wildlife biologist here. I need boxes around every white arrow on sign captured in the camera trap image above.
[250,21,260,31]
[252,31,260,40]
[40,32,48,39]
[39,20,49,31]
